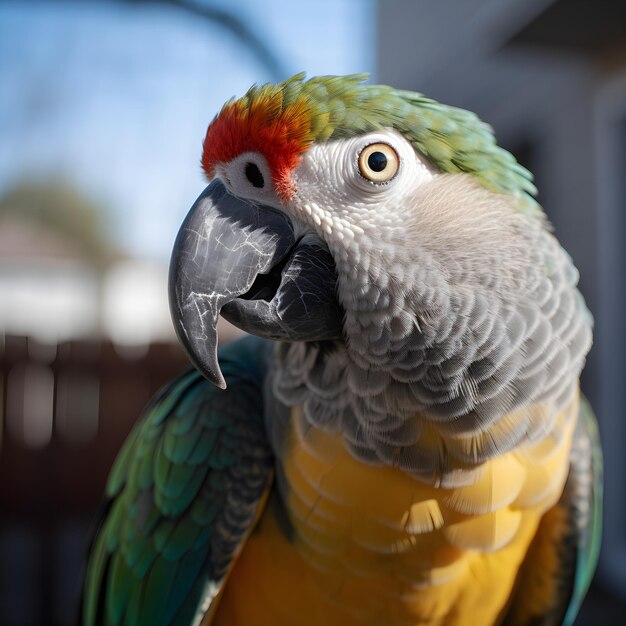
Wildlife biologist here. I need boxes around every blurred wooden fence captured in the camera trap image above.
[0,335,190,625]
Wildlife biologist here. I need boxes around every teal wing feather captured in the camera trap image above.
[562,396,603,626]
[80,335,274,626]
[503,395,603,626]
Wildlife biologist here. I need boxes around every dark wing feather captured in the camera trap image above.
[80,336,274,626]
[503,395,602,626]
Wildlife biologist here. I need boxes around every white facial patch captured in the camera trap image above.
[216,151,282,206]
[290,129,436,240]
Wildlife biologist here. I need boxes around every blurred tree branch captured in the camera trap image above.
[131,0,290,81]
[0,181,120,268]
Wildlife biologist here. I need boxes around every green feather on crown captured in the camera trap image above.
[225,72,539,214]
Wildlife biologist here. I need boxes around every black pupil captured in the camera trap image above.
[245,162,264,188]
[367,151,387,172]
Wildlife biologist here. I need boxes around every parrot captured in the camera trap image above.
[80,73,602,626]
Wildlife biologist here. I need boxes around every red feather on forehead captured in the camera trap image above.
[201,92,314,201]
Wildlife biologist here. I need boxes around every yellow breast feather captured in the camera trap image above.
[213,393,578,626]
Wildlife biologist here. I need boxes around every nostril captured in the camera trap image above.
[245,162,265,188]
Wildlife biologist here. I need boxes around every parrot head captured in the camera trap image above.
[170,74,590,467]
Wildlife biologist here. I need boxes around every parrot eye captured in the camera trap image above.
[357,143,399,183]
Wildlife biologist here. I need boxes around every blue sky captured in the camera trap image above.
[0,0,375,260]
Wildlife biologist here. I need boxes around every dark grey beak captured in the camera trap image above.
[169,180,343,388]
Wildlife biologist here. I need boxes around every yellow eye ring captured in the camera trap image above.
[357,143,400,183]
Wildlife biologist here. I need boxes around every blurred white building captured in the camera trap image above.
[0,243,175,347]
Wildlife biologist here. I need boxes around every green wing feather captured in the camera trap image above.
[80,336,274,626]
[503,395,603,626]
[562,397,603,626]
